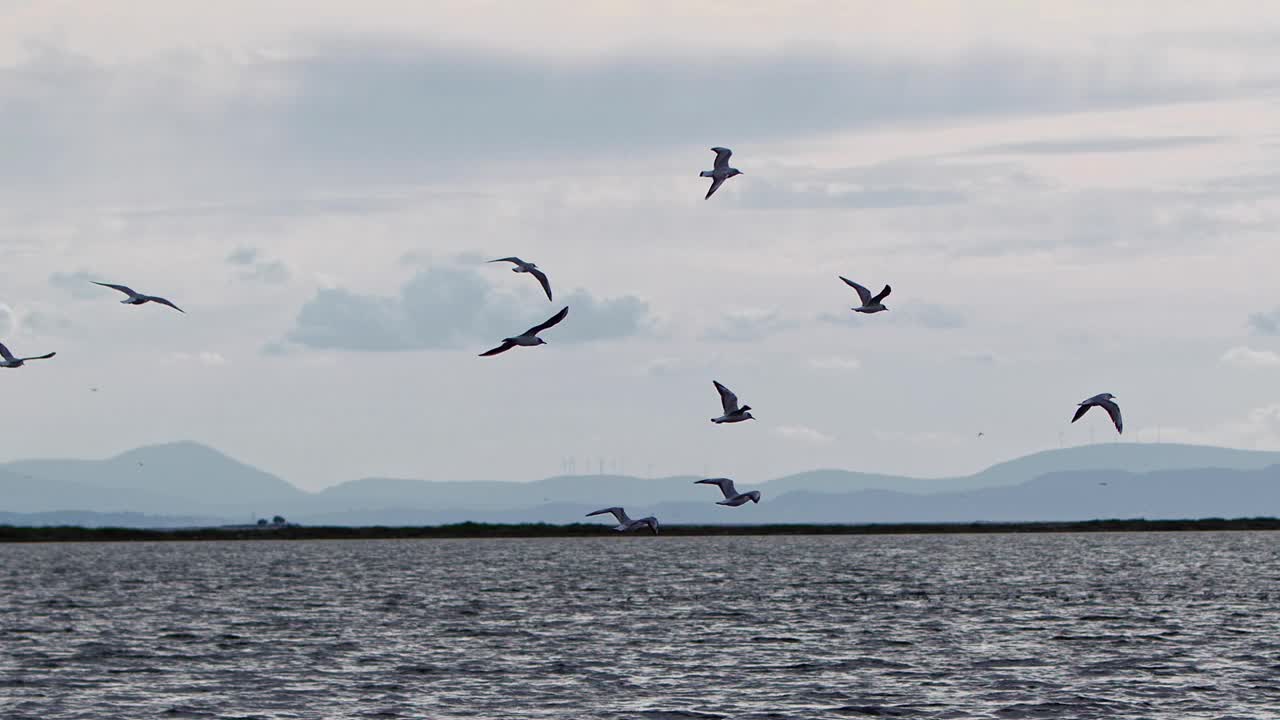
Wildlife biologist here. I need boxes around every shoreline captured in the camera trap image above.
[3,517,1280,542]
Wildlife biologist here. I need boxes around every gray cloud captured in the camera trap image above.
[701,309,793,342]
[227,247,290,284]
[48,270,101,299]
[1250,308,1280,336]
[737,182,964,210]
[970,135,1223,156]
[226,247,258,265]
[819,303,966,330]
[285,265,651,351]
[0,45,1229,199]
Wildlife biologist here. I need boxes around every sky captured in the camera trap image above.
[3,1,1280,490]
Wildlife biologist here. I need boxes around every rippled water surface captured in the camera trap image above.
[5,533,1280,718]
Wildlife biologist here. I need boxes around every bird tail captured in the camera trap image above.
[699,170,713,178]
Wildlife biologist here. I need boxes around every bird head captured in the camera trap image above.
[534,338,547,346]
[729,169,743,177]
[1102,393,1116,399]
[749,492,761,504]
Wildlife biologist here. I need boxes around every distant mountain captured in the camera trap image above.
[2,441,303,517]
[4,441,1280,527]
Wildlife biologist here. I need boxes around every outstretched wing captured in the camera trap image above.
[587,507,629,524]
[529,267,553,302]
[698,477,738,499]
[525,306,569,336]
[21,352,55,361]
[1100,399,1123,434]
[479,341,516,357]
[713,381,739,414]
[704,175,727,200]
[0,342,14,362]
[93,281,140,298]
[148,296,185,313]
[711,146,733,170]
[488,257,524,266]
[871,285,892,304]
[839,276,873,305]
[1070,404,1091,424]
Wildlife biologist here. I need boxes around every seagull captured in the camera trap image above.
[92,282,184,313]
[586,507,659,535]
[840,276,891,314]
[695,478,761,507]
[1072,393,1123,434]
[479,306,569,357]
[700,147,743,200]
[487,257,553,302]
[0,341,55,368]
[710,381,755,424]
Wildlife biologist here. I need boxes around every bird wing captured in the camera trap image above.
[704,175,727,200]
[479,341,517,357]
[21,352,55,361]
[711,147,733,170]
[699,477,738,499]
[587,507,630,524]
[713,381,740,414]
[93,282,140,298]
[1070,404,1091,424]
[1100,399,1123,434]
[148,296,185,313]
[488,257,524,266]
[528,267,553,302]
[0,342,14,362]
[524,305,569,336]
[839,276,873,305]
[871,285,892,304]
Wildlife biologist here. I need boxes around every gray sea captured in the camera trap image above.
[4,532,1280,719]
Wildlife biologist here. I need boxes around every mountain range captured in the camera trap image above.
[2,441,1279,527]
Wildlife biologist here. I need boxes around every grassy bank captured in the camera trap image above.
[3,517,1280,542]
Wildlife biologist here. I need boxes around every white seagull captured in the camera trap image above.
[0,341,55,368]
[487,257,553,302]
[700,147,743,200]
[711,380,755,424]
[1072,393,1123,434]
[840,276,891,314]
[695,478,762,507]
[92,282,185,313]
[479,306,569,357]
[586,507,660,535]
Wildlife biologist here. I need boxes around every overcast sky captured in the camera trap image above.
[3,2,1280,490]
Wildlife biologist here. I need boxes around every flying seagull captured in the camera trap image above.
[840,276,891,314]
[1072,393,1123,434]
[487,257,553,302]
[695,478,761,507]
[479,306,569,357]
[92,282,184,313]
[700,147,743,200]
[586,507,659,535]
[0,341,55,368]
[711,380,755,424]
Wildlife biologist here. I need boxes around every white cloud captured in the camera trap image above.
[773,425,835,445]
[1220,346,1280,368]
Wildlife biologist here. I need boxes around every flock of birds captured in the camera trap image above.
[1,147,1123,535]
[474,147,1124,535]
